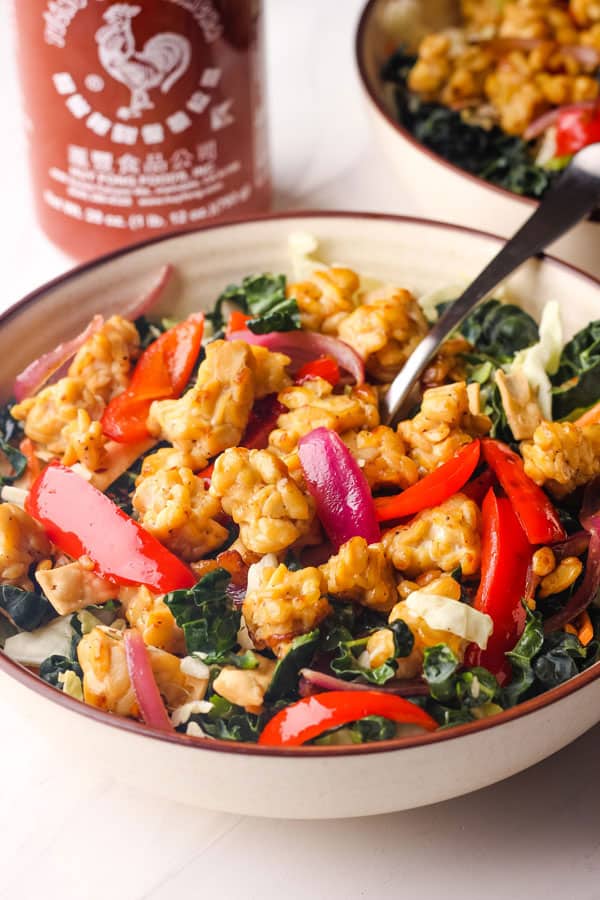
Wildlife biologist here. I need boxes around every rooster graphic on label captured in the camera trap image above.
[95,4,192,120]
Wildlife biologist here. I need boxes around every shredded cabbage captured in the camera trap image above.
[404,590,493,649]
[510,300,562,419]
[3,616,73,666]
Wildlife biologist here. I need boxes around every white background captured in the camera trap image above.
[2,2,600,897]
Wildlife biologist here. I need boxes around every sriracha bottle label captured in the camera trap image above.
[12,0,270,259]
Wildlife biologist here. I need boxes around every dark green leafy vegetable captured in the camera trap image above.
[458,299,539,360]
[381,50,555,200]
[0,402,26,486]
[502,607,545,706]
[312,715,397,745]
[331,637,397,685]
[134,315,170,349]
[423,644,499,711]
[208,274,300,334]
[0,584,54,631]
[201,649,259,669]
[265,630,320,701]
[434,299,539,440]
[164,568,240,655]
[192,694,262,742]
[39,653,83,689]
[186,694,287,742]
[0,613,17,648]
[503,607,599,706]
[330,622,413,686]
[551,320,600,418]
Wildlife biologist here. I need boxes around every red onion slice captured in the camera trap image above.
[299,668,429,697]
[120,264,174,321]
[13,265,174,402]
[13,315,105,402]
[298,427,380,550]
[524,101,599,141]
[124,629,174,732]
[543,481,600,634]
[552,531,591,562]
[227,329,365,384]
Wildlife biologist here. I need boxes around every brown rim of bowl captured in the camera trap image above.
[1,208,599,759]
[355,0,543,211]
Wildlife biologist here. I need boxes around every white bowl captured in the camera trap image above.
[356,0,600,278]
[1,212,599,819]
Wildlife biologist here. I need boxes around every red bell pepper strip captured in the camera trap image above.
[102,313,204,444]
[296,356,340,387]
[258,690,437,746]
[375,440,481,523]
[26,463,196,593]
[464,488,532,683]
[461,468,495,506]
[226,310,252,337]
[555,104,600,157]
[481,438,566,545]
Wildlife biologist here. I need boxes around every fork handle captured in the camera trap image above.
[382,143,600,425]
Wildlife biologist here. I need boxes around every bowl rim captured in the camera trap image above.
[1,207,599,759]
[355,0,541,211]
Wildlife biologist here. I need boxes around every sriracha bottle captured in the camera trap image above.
[12,0,271,260]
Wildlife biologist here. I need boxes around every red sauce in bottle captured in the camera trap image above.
[12,0,271,260]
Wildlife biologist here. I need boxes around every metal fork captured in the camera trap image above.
[382,142,600,425]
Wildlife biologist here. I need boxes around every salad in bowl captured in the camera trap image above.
[381,0,600,200]
[1,235,600,750]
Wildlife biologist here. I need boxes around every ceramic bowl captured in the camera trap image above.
[356,0,600,278]
[1,212,599,820]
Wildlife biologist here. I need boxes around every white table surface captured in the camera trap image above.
[2,2,600,897]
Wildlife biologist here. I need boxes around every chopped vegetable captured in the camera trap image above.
[226,329,364,384]
[13,315,104,402]
[556,104,600,157]
[26,463,196,593]
[124,629,174,732]
[543,482,600,634]
[551,320,600,419]
[465,489,532,682]
[102,313,204,443]
[258,690,437,746]
[481,439,566,545]
[296,356,340,387]
[375,440,480,522]
[164,568,240,656]
[298,427,379,549]
[211,273,300,334]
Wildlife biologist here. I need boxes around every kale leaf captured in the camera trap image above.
[423,644,499,715]
[134,315,170,349]
[503,607,599,706]
[187,694,286,743]
[39,653,83,688]
[330,621,414,686]
[382,49,555,200]
[458,299,539,361]
[502,607,545,707]
[436,299,540,439]
[201,649,259,669]
[164,568,240,655]
[208,274,300,334]
[312,715,398,745]
[0,584,54,631]
[0,402,26,486]
[265,629,320,701]
[551,320,600,418]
